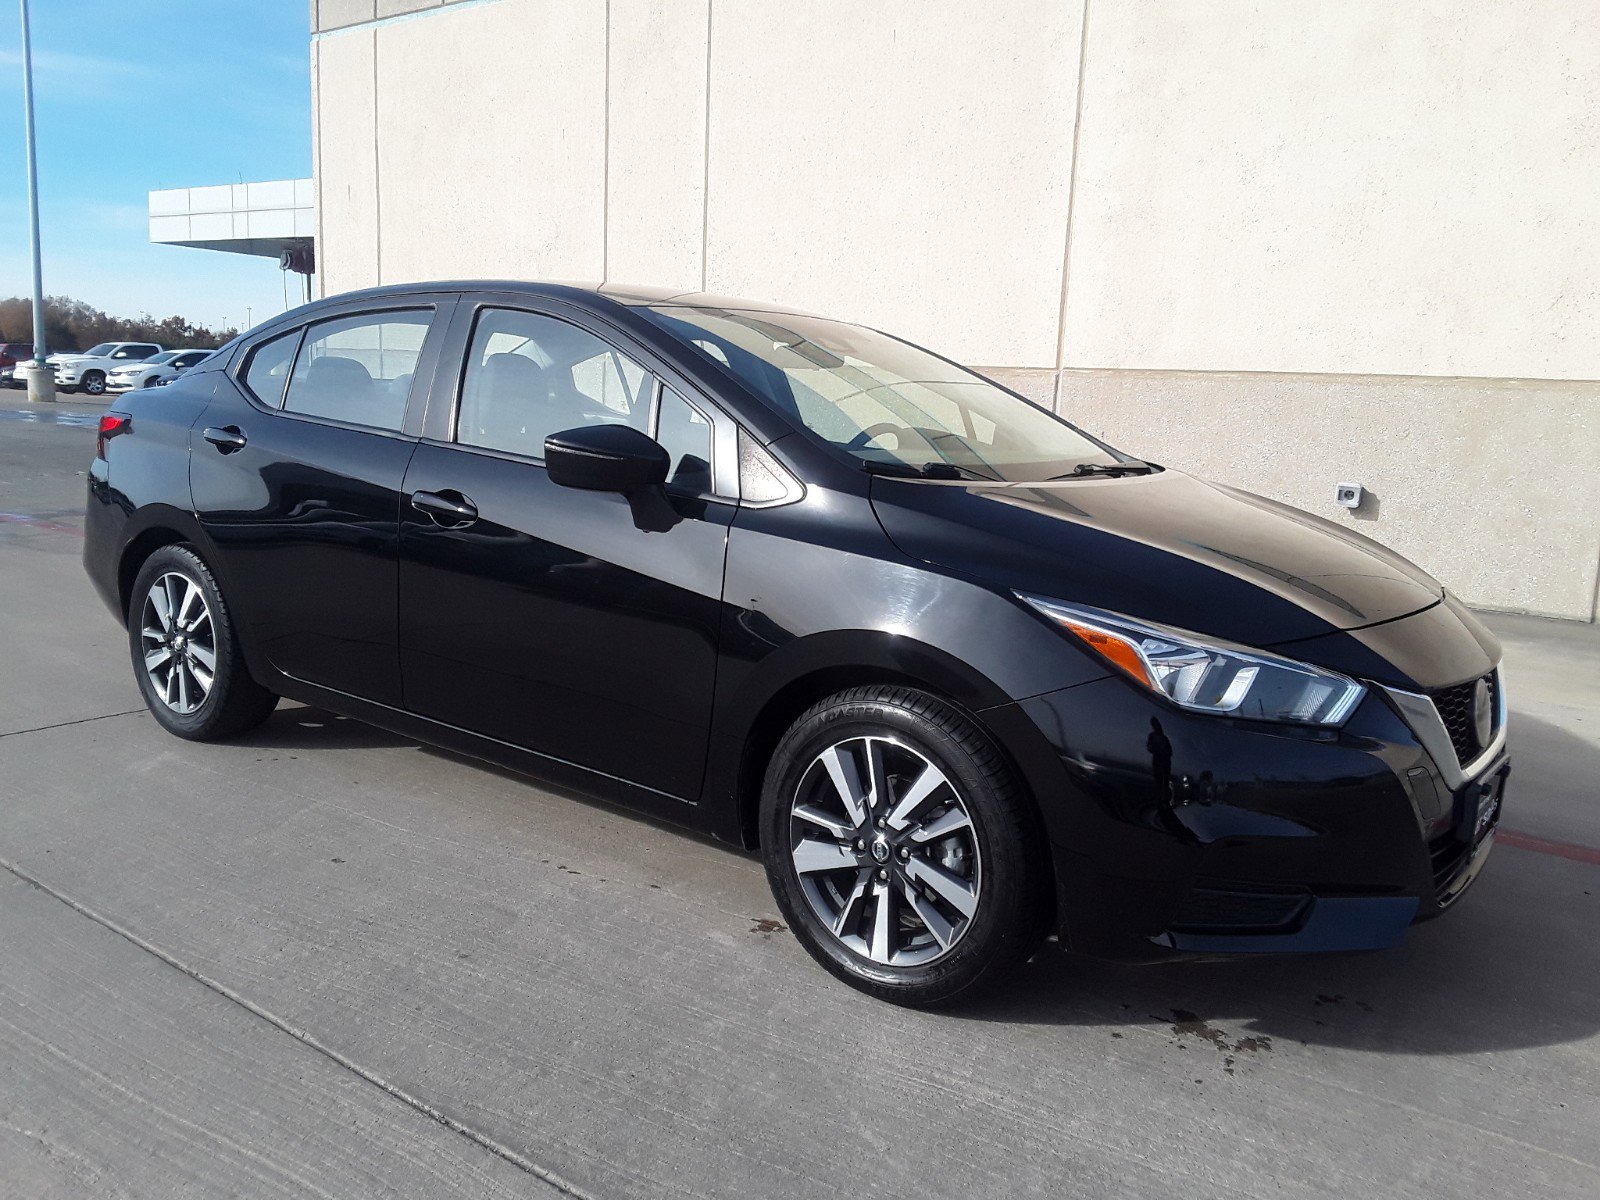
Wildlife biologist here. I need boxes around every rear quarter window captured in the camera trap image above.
[241,329,302,408]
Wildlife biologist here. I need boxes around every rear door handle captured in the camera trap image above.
[410,489,478,527]
[202,425,247,453]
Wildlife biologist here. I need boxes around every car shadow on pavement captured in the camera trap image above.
[231,703,417,751]
[228,701,1599,1057]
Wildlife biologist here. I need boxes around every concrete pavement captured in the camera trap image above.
[1,408,1597,1198]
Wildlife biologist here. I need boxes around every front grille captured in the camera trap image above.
[1429,671,1497,767]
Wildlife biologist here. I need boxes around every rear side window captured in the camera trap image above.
[283,310,431,432]
[242,329,300,408]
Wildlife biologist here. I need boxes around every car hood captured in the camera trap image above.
[48,354,92,365]
[869,469,1444,648]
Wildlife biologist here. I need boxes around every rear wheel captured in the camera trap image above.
[128,545,277,740]
[759,686,1045,1007]
[81,370,106,396]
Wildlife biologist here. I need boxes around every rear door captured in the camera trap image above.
[191,296,455,705]
[397,294,735,801]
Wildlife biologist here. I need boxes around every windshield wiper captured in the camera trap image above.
[1056,459,1157,480]
[861,459,997,481]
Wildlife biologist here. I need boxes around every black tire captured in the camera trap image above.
[81,370,106,396]
[128,544,277,741]
[759,686,1046,1007]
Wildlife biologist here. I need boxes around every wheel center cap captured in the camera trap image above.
[870,837,891,864]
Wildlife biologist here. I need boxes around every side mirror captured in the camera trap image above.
[545,424,669,493]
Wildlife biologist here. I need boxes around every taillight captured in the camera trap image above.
[96,412,131,459]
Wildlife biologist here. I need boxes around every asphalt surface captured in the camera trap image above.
[2,397,1597,1199]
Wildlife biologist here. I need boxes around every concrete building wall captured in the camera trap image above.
[312,0,1600,621]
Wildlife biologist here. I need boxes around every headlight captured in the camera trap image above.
[1017,594,1366,727]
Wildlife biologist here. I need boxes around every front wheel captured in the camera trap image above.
[80,370,106,396]
[759,686,1046,1007]
[128,545,277,740]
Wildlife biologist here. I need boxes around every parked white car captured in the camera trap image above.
[106,349,214,392]
[48,342,164,396]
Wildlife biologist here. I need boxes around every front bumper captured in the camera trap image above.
[991,669,1506,960]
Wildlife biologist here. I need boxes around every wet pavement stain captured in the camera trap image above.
[1155,1009,1275,1075]
[749,917,787,936]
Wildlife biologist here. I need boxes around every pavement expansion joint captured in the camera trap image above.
[0,709,148,741]
[0,855,595,1200]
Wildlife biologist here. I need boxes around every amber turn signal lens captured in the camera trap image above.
[1057,619,1154,687]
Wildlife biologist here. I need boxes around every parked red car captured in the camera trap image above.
[0,342,35,387]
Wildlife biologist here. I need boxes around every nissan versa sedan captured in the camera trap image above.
[83,282,1508,1006]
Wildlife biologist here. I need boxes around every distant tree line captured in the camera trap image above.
[0,296,238,354]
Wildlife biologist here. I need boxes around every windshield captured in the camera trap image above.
[83,343,116,357]
[144,352,179,365]
[642,306,1120,482]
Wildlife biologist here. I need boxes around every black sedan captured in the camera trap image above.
[83,282,1508,1006]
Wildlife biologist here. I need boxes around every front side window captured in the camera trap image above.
[654,387,713,494]
[283,310,431,431]
[456,308,651,458]
[642,306,1117,483]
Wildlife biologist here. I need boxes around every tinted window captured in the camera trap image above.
[284,310,431,431]
[129,345,160,360]
[643,306,1115,483]
[456,309,651,458]
[654,387,713,494]
[174,351,210,369]
[242,329,300,408]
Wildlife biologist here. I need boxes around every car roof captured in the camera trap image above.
[303,280,826,320]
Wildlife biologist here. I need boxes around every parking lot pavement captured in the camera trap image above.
[2,411,1597,1199]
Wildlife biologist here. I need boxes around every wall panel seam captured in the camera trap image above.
[372,27,382,284]
[1053,0,1093,374]
[700,0,714,292]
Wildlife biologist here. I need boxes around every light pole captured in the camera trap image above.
[19,0,54,403]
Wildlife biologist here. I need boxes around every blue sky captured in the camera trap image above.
[1,1,312,333]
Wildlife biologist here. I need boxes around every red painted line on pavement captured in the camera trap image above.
[1497,828,1600,866]
[0,512,84,538]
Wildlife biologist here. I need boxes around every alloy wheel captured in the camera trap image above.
[139,572,217,714]
[83,372,106,395]
[789,736,982,967]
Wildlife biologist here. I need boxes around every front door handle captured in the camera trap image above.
[202,425,247,453]
[410,489,478,527]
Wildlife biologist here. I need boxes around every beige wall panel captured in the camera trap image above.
[605,0,709,289]
[1064,2,1600,378]
[373,0,607,286]
[1060,370,1600,620]
[973,366,1057,409]
[315,31,380,296]
[705,0,1081,367]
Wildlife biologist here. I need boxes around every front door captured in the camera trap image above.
[397,301,732,801]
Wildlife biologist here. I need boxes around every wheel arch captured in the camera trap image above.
[712,631,1027,851]
[116,507,218,618]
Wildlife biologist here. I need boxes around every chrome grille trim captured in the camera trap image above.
[1378,667,1507,791]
